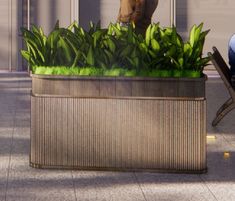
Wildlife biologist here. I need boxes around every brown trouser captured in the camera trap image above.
[117,0,159,34]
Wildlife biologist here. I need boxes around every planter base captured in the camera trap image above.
[29,162,207,174]
[31,94,206,173]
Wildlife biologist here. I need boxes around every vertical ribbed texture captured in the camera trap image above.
[31,96,206,172]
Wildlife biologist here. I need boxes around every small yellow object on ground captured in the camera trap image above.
[224,151,230,159]
[207,135,216,140]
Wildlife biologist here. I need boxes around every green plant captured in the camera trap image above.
[21,21,210,78]
[144,23,210,73]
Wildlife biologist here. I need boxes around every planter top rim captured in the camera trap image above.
[31,93,206,101]
[31,73,207,81]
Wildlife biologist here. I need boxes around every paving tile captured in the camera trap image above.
[208,116,235,136]
[0,97,16,104]
[11,137,29,156]
[0,136,13,157]
[206,79,233,134]
[14,118,30,129]
[72,171,146,201]
[17,78,32,89]
[0,88,20,97]
[0,120,15,129]
[0,124,13,201]
[0,93,17,115]
[206,141,234,201]
[135,173,217,201]
[15,95,31,113]
[0,128,13,136]
[198,181,235,201]
[0,156,9,201]
[6,122,76,201]
[6,172,76,201]
[6,162,76,201]
[201,134,235,201]
[0,128,12,155]
[0,146,10,201]
[201,169,235,201]
[13,126,30,139]
[222,134,235,147]
[0,102,16,109]
[207,135,234,153]
[0,80,19,89]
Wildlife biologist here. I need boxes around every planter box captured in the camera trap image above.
[30,74,207,173]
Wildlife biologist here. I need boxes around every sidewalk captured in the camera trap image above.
[0,73,235,201]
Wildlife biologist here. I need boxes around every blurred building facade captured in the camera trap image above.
[0,0,234,71]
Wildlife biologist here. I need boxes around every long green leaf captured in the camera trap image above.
[150,24,158,40]
[86,46,95,66]
[120,45,132,57]
[57,36,73,64]
[92,30,104,47]
[194,23,203,44]
[189,24,196,47]
[184,43,193,57]
[112,24,122,36]
[25,39,45,64]
[21,50,30,62]
[104,49,114,64]
[151,39,160,51]
[107,38,116,53]
[145,25,152,46]
[64,38,83,67]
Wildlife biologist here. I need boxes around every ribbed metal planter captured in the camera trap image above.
[30,74,207,173]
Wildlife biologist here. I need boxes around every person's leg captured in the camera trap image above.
[117,0,158,35]
[136,0,158,35]
[228,34,235,75]
[229,48,235,75]
[144,0,158,20]
[118,0,136,23]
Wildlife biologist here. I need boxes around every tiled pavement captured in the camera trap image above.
[0,73,235,201]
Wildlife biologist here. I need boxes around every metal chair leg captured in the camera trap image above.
[212,103,235,127]
[216,98,233,116]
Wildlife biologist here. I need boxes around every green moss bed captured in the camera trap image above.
[33,66,202,78]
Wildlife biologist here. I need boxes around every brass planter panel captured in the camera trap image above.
[31,95,206,172]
